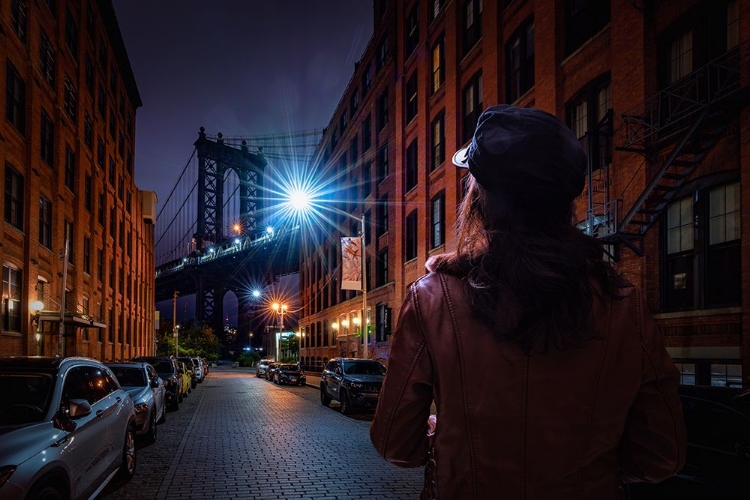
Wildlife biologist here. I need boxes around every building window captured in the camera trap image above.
[431,112,445,171]
[506,18,535,103]
[64,220,74,262]
[430,0,444,21]
[97,138,105,169]
[4,164,24,230]
[109,112,116,139]
[405,140,418,193]
[2,266,22,332]
[64,146,76,191]
[710,363,742,388]
[6,61,26,134]
[39,30,56,87]
[363,115,372,152]
[432,36,445,94]
[109,207,116,238]
[118,133,124,158]
[41,110,54,167]
[663,181,741,311]
[463,0,483,56]
[405,210,418,261]
[377,91,389,131]
[39,196,52,249]
[340,108,348,134]
[363,162,371,199]
[84,174,92,212]
[377,144,389,181]
[109,67,117,95]
[377,197,388,237]
[431,192,445,248]
[362,65,372,96]
[109,158,116,186]
[98,85,106,118]
[670,30,693,84]
[65,7,78,59]
[118,175,124,200]
[376,249,389,287]
[675,362,696,385]
[377,35,389,72]
[565,0,610,55]
[83,112,93,149]
[98,193,105,226]
[462,72,483,143]
[97,248,104,281]
[350,89,359,114]
[405,3,419,59]
[11,0,27,42]
[85,54,94,93]
[83,237,91,274]
[566,75,612,172]
[65,75,78,121]
[126,191,132,214]
[406,71,418,124]
[376,302,391,342]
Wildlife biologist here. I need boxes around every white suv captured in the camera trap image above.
[190,357,204,382]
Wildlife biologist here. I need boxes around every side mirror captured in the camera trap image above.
[150,379,160,389]
[67,399,92,419]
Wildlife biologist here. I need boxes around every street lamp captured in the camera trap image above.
[174,324,180,357]
[272,302,288,330]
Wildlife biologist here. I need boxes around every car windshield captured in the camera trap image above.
[279,365,299,371]
[152,360,174,375]
[343,361,386,376]
[0,372,53,425]
[110,367,147,387]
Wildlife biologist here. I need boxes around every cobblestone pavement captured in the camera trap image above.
[100,366,422,500]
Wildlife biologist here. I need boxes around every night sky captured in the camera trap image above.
[112,0,374,205]
[111,1,374,330]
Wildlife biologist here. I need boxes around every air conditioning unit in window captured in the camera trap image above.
[141,190,158,224]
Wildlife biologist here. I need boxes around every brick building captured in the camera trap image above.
[1,0,156,360]
[296,0,749,386]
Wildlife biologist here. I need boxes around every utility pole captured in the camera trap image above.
[59,240,69,358]
[361,214,368,360]
[173,290,179,357]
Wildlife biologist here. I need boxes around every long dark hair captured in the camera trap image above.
[427,175,626,353]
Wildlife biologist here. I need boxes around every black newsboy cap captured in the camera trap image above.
[452,105,587,207]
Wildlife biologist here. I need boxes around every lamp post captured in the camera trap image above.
[272,302,287,360]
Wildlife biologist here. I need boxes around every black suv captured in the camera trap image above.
[320,358,387,414]
[628,385,750,500]
[133,356,183,411]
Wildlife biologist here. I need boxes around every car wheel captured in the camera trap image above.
[27,481,64,500]
[178,391,184,403]
[192,380,197,389]
[144,410,158,444]
[320,384,331,406]
[117,426,137,480]
[159,405,167,423]
[170,396,179,411]
[339,390,353,415]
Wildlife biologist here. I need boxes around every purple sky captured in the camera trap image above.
[112,0,374,205]
[112,1,374,330]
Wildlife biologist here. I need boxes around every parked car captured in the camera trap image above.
[0,356,137,500]
[106,361,166,443]
[273,363,306,386]
[190,356,204,382]
[256,359,271,378]
[200,357,210,376]
[133,356,183,411]
[178,357,197,389]
[320,358,387,414]
[177,361,193,397]
[628,385,750,499]
[265,361,278,381]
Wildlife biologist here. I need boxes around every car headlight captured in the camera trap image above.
[0,466,17,488]
[134,403,149,414]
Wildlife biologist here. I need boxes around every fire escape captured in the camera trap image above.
[591,40,749,258]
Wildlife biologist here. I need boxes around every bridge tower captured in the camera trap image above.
[192,127,267,332]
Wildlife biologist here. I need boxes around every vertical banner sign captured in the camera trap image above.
[341,237,363,291]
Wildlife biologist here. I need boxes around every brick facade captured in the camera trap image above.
[296,0,748,385]
[0,0,155,360]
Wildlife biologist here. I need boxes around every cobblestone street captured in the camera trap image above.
[100,365,422,500]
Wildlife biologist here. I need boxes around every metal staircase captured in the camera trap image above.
[598,40,749,257]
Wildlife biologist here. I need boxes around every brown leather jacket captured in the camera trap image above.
[370,272,686,499]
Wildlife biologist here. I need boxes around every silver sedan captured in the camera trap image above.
[107,362,167,443]
[0,356,137,500]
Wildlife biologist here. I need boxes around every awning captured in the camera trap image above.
[36,311,107,329]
